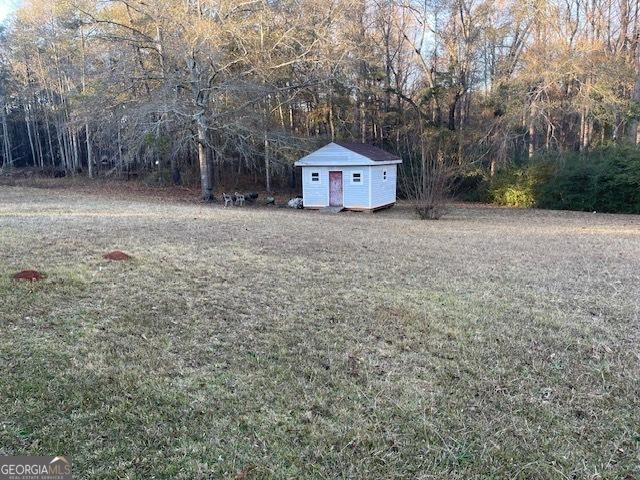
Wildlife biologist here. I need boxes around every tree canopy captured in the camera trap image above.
[0,0,638,200]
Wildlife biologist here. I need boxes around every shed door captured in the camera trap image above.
[329,171,343,207]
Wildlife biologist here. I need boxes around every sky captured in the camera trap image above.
[0,0,21,23]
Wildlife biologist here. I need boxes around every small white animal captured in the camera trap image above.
[234,192,245,206]
[222,193,233,207]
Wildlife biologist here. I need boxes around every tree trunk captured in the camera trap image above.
[360,99,366,143]
[630,59,640,144]
[44,112,55,168]
[0,103,11,168]
[86,124,93,177]
[196,117,213,201]
[117,127,124,174]
[34,112,45,169]
[528,99,536,158]
[24,103,37,167]
[264,133,271,193]
[71,128,80,172]
[328,97,335,141]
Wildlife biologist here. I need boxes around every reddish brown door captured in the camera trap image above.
[329,171,343,207]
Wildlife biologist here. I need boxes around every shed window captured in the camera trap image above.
[311,172,320,182]
[383,170,388,181]
[352,171,362,184]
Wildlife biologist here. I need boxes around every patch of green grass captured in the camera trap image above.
[0,186,639,478]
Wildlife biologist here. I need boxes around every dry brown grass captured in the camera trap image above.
[0,185,639,479]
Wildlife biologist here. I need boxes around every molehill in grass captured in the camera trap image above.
[13,270,45,281]
[103,251,132,261]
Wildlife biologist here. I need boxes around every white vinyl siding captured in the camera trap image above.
[296,142,372,166]
[301,167,329,207]
[341,167,369,208]
[369,164,397,208]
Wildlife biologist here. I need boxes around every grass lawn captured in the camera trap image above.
[0,185,639,479]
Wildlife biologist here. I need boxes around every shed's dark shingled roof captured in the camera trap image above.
[334,142,401,162]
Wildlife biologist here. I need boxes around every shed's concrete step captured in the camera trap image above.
[320,206,345,214]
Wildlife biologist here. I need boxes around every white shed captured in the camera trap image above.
[294,142,402,211]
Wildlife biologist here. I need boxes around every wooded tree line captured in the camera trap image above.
[0,0,639,205]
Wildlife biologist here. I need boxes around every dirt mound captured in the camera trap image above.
[103,251,131,261]
[13,270,45,281]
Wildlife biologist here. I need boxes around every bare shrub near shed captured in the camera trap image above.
[400,129,459,220]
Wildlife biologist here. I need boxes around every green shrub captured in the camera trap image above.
[479,146,640,213]
[488,162,552,208]
[497,185,536,207]
[537,146,640,213]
